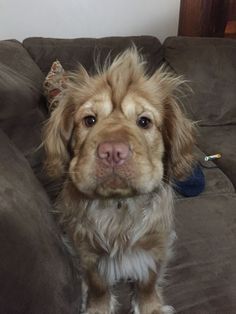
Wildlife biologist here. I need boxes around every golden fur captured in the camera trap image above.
[43,48,195,314]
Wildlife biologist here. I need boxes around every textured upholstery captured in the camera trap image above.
[0,130,81,313]
[23,36,163,75]
[0,35,236,314]
[198,125,236,187]
[164,37,236,126]
[166,194,236,314]
[0,40,46,155]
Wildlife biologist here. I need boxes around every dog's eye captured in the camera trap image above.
[137,116,152,129]
[83,115,97,127]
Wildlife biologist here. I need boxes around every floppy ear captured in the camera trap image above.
[151,68,195,180]
[42,98,74,178]
[42,65,90,178]
[162,97,195,180]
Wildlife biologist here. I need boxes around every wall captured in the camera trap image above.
[0,0,180,42]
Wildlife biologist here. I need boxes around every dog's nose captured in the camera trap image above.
[97,142,130,166]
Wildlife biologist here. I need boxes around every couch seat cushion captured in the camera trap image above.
[198,125,236,187]
[194,146,234,195]
[174,146,234,199]
[165,194,236,313]
[0,130,80,314]
[164,37,236,126]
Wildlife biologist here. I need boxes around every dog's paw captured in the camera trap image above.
[136,303,174,314]
[86,308,108,314]
[85,307,108,314]
[162,305,175,314]
[138,301,162,314]
[86,302,110,314]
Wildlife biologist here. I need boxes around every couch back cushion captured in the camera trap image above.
[0,40,46,155]
[164,37,236,126]
[23,36,163,75]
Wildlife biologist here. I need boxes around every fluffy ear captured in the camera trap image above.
[42,98,74,178]
[162,97,195,180]
[42,65,90,178]
[151,68,195,180]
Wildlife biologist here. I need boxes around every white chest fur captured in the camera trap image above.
[98,249,157,284]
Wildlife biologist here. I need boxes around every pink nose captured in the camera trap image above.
[97,142,130,166]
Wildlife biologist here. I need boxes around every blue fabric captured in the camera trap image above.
[173,164,205,197]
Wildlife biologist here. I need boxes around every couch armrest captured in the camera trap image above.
[0,130,81,314]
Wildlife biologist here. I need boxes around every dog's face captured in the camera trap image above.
[69,89,165,197]
[43,49,195,198]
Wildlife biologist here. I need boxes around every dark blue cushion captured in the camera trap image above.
[173,164,205,197]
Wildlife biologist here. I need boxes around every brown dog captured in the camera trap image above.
[43,48,195,314]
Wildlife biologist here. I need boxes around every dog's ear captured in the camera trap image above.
[43,98,74,178]
[151,68,195,180]
[162,97,195,180]
[43,65,91,178]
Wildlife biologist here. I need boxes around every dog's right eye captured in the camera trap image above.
[137,116,152,129]
[83,115,97,127]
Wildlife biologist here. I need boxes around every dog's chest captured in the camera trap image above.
[87,199,153,253]
[86,200,158,284]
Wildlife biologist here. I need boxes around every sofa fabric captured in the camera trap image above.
[0,130,81,314]
[0,40,46,156]
[164,37,236,126]
[174,147,235,199]
[0,35,236,314]
[166,194,236,314]
[23,36,163,76]
[0,40,43,83]
[198,125,236,188]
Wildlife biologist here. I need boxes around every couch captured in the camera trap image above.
[0,35,236,314]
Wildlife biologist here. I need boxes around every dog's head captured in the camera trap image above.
[43,49,195,198]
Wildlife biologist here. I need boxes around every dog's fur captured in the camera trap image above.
[43,48,195,314]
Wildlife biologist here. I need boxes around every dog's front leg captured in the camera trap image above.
[82,261,113,314]
[132,270,174,314]
[85,268,110,314]
[133,270,163,314]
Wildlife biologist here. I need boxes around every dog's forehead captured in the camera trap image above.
[76,89,161,122]
[76,91,113,117]
[121,94,159,116]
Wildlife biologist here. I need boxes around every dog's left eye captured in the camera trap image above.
[83,115,97,127]
[137,116,152,129]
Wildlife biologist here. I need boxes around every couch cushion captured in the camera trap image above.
[165,194,236,313]
[198,125,236,188]
[23,36,163,75]
[174,146,234,199]
[164,37,236,126]
[0,40,46,156]
[0,130,80,314]
[195,146,234,195]
[0,40,43,83]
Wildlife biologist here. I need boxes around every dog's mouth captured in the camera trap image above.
[101,174,128,189]
[95,174,134,197]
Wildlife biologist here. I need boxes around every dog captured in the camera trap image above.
[43,48,195,314]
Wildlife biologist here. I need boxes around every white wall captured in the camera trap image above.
[0,0,180,42]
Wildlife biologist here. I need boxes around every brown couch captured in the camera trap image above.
[0,36,236,314]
